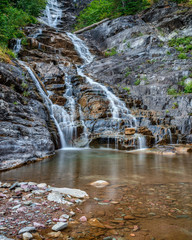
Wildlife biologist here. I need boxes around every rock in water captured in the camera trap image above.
[52,222,68,231]
[50,187,89,198]
[125,128,136,135]
[90,180,109,188]
[22,232,33,240]
[18,227,36,234]
[0,235,14,240]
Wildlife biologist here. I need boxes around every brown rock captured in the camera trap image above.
[125,128,136,135]
[88,218,105,228]
[47,231,63,238]
[124,215,136,220]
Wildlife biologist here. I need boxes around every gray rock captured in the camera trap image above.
[0,235,14,240]
[22,232,33,240]
[52,222,68,231]
[18,226,36,234]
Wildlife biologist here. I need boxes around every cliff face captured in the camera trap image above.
[0,1,192,170]
[82,2,192,143]
[0,62,59,170]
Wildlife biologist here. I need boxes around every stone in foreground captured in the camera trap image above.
[50,187,89,198]
[22,232,33,240]
[52,222,68,231]
[18,227,36,235]
[0,235,14,240]
[90,180,109,188]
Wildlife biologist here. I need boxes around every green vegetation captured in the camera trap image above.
[172,102,179,109]
[178,53,188,59]
[184,81,192,93]
[75,0,150,30]
[123,87,131,93]
[134,79,141,85]
[104,47,117,57]
[0,0,46,61]
[168,36,192,59]
[167,87,178,95]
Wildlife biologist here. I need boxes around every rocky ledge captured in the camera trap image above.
[82,1,192,144]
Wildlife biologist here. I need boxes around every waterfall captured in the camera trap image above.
[138,136,147,149]
[18,60,66,148]
[13,39,21,53]
[168,129,172,144]
[67,32,137,128]
[40,0,62,28]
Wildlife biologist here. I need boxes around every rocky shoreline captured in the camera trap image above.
[0,181,89,240]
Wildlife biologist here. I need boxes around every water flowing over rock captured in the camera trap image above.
[1,0,192,169]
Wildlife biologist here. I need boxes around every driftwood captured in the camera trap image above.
[74,18,110,34]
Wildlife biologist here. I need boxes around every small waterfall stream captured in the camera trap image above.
[67,32,137,127]
[18,60,66,148]
[40,0,62,28]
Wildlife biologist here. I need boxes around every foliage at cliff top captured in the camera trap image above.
[75,0,192,30]
[75,0,149,30]
[0,0,46,60]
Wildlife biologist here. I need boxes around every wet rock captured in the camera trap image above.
[50,187,89,198]
[123,215,136,220]
[125,128,136,135]
[37,183,47,189]
[90,180,110,188]
[9,182,20,190]
[47,231,62,238]
[18,227,36,234]
[47,192,73,205]
[88,218,105,228]
[52,222,68,231]
[0,235,14,240]
[22,232,33,240]
[80,216,87,222]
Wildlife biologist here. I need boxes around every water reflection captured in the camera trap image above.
[1,150,192,190]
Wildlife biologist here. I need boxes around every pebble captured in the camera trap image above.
[90,180,110,188]
[18,227,36,234]
[52,222,68,231]
[22,232,33,240]
[60,214,70,219]
[0,235,14,240]
[37,183,47,189]
[47,231,62,238]
[9,182,19,190]
[79,216,87,222]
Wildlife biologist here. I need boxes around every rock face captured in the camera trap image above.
[82,2,192,144]
[0,63,57,170]
[1,1,192,169]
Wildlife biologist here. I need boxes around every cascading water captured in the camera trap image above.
[18,60,66,148]
[138,135,147,149]
[40,0,62,28]
[167,129,172,144]
[13,39,22,53]
[67,32,137,130]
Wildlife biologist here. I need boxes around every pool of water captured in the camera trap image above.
[1,149,192,188]
[1,149,192,239]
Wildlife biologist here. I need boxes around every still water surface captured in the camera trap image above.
[1,149,192,188]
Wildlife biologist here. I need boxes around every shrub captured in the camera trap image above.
[167,88,177,95]
[178,53,188,59]
[75,0,149,30]
[104,47,117,57]
[134,79,141,85]
[123,87,130,93]
[184,81,192,93]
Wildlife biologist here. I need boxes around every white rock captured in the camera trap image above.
[37,183,47,189]
[12,204,21,209]
[50,187,88,198]
[47,192,73,205]
[0,235,14,240]
[32,190,45,195]
[22,232,33,240]
[60,214,69,219]
[18,227,36,234]
[52,222,68,231]
[90,180,109,188]
[28,182,37,186]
